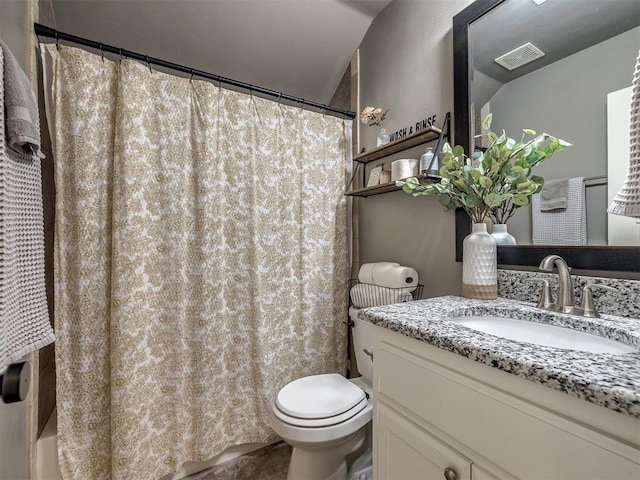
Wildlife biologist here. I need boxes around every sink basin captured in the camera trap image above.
[450,315,635,354]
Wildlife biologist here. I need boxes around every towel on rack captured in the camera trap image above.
[0,42,54,375]
[539,178,569,211]
[532,176,586,245]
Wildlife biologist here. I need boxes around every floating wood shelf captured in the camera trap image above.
[353,126,444,164]
[345,113,450,197]
[346,174,442,198]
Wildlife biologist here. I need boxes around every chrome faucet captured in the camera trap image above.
[538,255,581,314]
[535,255,619,317]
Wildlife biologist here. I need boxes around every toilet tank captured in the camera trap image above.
[350,307,374,384]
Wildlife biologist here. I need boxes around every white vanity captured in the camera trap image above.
[358,296,640,479]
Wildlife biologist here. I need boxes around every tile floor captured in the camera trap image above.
[185,442,291,480]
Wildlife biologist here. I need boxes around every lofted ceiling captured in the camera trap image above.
[42,0,392,106]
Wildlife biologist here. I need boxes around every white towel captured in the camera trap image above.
[532,177,587,245]
[0,44,54,375]
[350,283,414,308]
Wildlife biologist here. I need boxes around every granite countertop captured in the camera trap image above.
[358,296,640,418]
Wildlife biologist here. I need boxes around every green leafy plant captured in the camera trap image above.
[396,113,571,224]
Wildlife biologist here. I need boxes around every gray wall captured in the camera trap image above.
[357,0,474,298]
[0,0,31,72]
[488,27,640,245]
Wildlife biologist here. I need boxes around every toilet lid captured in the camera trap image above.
[276,374,366,420]
[273,396,368,428]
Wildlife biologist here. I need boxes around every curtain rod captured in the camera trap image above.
[33,23,356,119]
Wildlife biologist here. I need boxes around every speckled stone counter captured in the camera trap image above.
[498,270,640,318]
[358,296,640,417]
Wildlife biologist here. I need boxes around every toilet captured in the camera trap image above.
[270,307,374,480]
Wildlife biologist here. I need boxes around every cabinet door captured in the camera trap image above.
[472,465,500,480]
[376,402,471,480]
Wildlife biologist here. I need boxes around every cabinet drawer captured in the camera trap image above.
[375,335,640,479]
[376,401,471,480]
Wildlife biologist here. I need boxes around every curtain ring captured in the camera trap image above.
[321,106,327,117]
[99,43,104,62]
[299,99,305,110]
[217,76,222,90]
[55,32,59,50]
[277,92,282,105]
[119,48,123,63]
[189,69,194,83]
[145,55,152,74]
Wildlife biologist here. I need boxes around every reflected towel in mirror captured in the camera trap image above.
[532,177,586,245]
[539,178,569,211]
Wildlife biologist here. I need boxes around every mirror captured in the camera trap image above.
[453,0,640,272]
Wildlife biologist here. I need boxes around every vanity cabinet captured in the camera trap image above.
[373,325,640,480]
[376,402,472,479]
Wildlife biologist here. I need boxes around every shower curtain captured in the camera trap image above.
[45,45,350,480]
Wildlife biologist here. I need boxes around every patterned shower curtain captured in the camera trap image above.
[45,45,349,480]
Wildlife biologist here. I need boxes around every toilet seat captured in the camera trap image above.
[274,396,368,427]
[275,374,367,424]
[271,395,373,445]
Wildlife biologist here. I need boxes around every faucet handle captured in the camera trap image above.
[523,278,557,310]
[579,284,619,318]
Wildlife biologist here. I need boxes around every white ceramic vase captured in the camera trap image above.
[491,224,517,245]
[462,223,497,300]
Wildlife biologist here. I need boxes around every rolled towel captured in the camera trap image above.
[371,263,418,291]
[358,262,399,285]
[350,283,414,308]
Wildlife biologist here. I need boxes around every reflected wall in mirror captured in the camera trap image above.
[453,0,640,273]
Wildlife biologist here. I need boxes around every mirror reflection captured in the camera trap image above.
[469,0,640,246]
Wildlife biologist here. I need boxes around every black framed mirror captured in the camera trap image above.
[453,0,640,274]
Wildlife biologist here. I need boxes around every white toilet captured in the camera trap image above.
[270,307,374,480]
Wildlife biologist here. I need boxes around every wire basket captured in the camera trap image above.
[349,279,423,309]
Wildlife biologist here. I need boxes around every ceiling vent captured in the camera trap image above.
[495,42,545,71]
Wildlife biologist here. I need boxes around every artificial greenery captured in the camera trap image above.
[396,113,571,224]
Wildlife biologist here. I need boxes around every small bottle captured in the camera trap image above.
[420,147,438,175]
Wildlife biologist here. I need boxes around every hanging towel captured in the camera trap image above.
[539,178,569,211]
[0,42,54,375]
[3,43,40,157]
[532,176,587,245]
